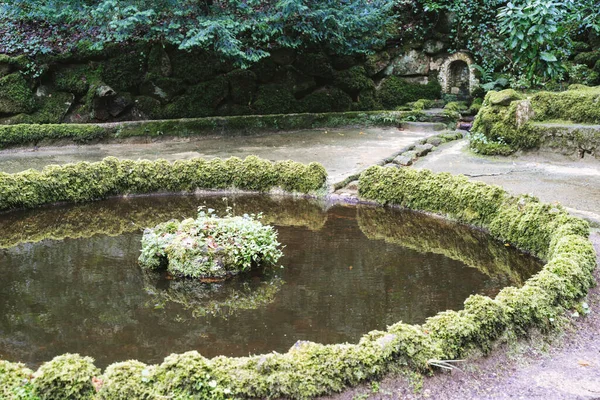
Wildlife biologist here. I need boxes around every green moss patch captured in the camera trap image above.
[0,73,35,114]
[0,156,327,211]
[139,209,283,279]
[377,77,441,109]
[470,86,600,155]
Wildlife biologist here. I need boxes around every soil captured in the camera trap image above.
[324,232,600,400]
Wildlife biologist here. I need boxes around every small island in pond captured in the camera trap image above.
[139,207,283,280]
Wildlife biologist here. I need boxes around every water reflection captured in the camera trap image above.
[0,195,543,369]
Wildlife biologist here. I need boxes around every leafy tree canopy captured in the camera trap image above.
[0,0,396,66]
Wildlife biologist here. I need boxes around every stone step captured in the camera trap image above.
[533,122,600,158]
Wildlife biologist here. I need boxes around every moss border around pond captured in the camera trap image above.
[0,110,435,149]
[0,156,327,211]
[0,164,597,400]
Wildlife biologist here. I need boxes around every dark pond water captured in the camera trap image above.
[0,194,543,368]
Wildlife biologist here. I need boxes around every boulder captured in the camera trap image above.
[423,40,446,55]
[392,151,418,166]
[414,143,434,156]
[386,50,430,76]
[489,89,523,106]
[0,73,36,114]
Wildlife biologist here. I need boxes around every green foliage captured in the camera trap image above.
[139,209,283,279]
[0,360,35,400]
[377,77,441,109]
[1,1,396,68]
[0,156,327,211]
[568,64,600,86]
[32,354,99,400]
[498,0,570,84]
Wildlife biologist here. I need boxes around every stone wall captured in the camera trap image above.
[0,41,469,124]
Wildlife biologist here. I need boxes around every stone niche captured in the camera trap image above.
[436,52,478,96]
[384,48,478,98]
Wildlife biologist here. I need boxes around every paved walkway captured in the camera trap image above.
[0,127,429,184]
[414,140,600,227]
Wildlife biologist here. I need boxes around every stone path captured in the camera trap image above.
[413,139,600,227]
[0,126,430,184]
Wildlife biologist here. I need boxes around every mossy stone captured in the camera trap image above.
[573,50,600,68]
[20,91,74,124]
[171,49,220,84]
[163,77,229,119]
[0,73,36,114]
[299,87,352,113]
[139,75,186,103]
[488,89,523,106]
[284,66,317,95]
[364,51,391,76]
[148,44,172,77]
[53,64,99,96]
[253,84,298,115]
[294,52,334,79]
[353,89,382,111]
[133,95,163,119]
[227,69,257,105]
[377,76,441,109]
[333,66,375,94]
[102,51,147,92]
[250,58,280,84]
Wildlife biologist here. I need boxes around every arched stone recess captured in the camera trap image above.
[437,52,478,96]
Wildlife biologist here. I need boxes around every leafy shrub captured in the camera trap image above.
[0,360,35,399]
[377,77,441,109]
[32,354,99,400]
[139,208,283,279]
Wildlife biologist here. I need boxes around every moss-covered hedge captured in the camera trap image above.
[470,86,600,155]
[0,156,327,211]
[0,110,430,149]
[1,165,595,399]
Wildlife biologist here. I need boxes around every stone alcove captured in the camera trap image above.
[437,52,478,96]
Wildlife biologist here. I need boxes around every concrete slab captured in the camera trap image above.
[0,127,430,184]
[413,139,600,226]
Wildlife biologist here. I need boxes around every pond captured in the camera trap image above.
[0,195,543,369]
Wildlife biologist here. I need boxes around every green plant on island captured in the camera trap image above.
[139,207,283,279]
